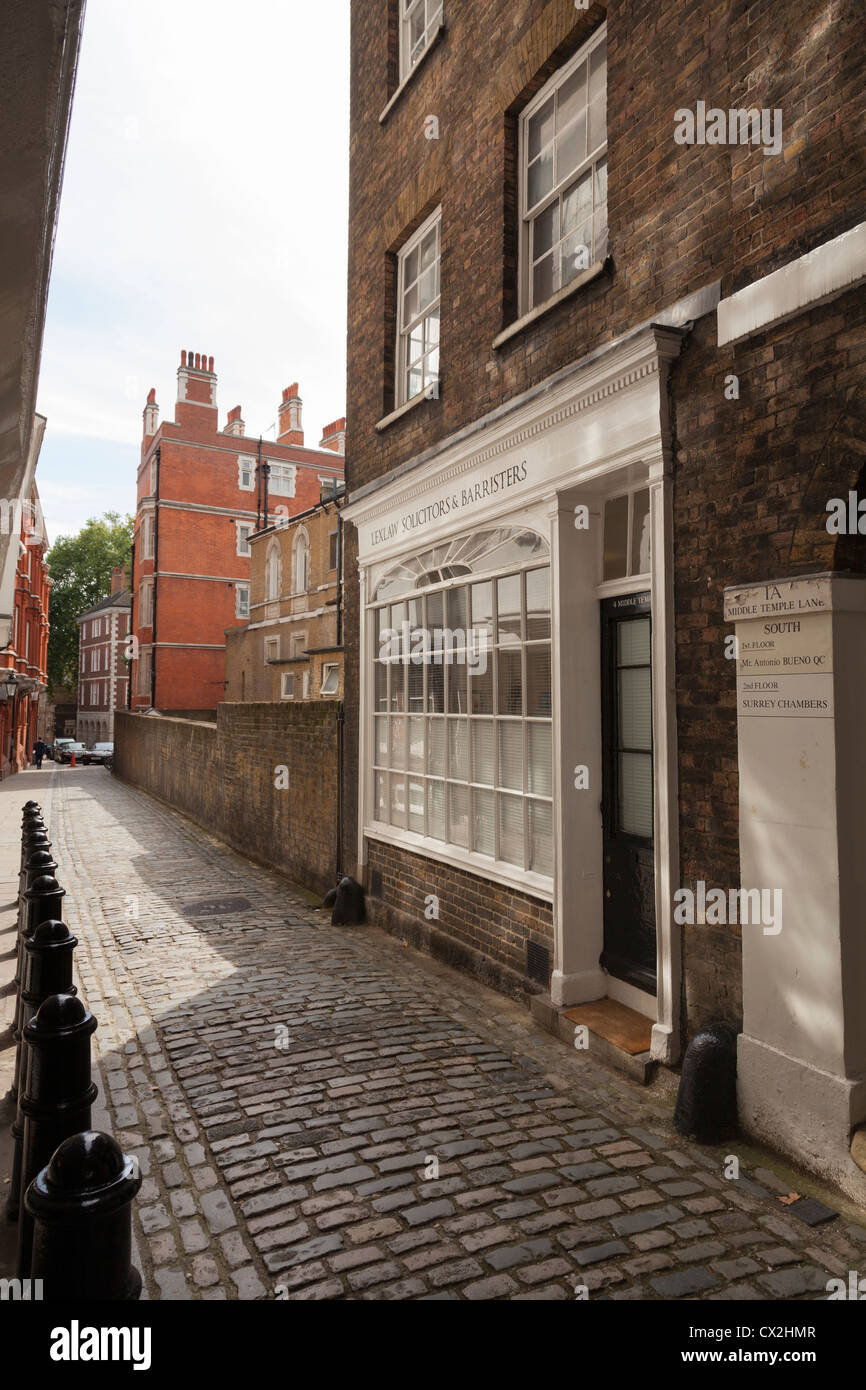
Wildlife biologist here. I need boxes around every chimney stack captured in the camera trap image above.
[176,348,217,426]
[143,387,159,442]
[223,405,245,437]
[318,417,346,455]
[277,384,303,445]
[110,566,125,595]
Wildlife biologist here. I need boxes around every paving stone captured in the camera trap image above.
[610,1204,683,1237]
[650,1268,720,1297]
[45,771,854,1305]
[757,1267,830,1297]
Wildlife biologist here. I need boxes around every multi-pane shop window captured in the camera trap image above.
[370,528,553,878]
[397,209,440,406]
[521,26,607,311]
[602,487,650,581]
[400,0,443,81]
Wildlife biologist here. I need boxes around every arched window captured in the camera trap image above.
[265,539,282,601]
[292,528,310,595]
[368,526,553,878]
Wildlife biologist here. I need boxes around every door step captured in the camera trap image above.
[530,993,657,1085]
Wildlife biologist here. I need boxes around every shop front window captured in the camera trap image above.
[369,527,553,877]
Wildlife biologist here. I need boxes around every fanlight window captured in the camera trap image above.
[373,527,548,602]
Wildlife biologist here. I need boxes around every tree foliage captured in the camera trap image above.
[46,512,134,693]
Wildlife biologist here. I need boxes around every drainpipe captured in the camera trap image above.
[336,700,344,882]
[127,537,135,710]
[256,436,263,531]
[262,455,270,527]
[150,447,160,710]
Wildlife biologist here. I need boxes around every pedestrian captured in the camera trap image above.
[32,739,48,770]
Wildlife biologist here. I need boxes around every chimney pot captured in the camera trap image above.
[208,356,214,372]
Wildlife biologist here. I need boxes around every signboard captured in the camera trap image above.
[725,578,834,719]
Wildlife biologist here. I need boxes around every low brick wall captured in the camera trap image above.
[114,704,339,895]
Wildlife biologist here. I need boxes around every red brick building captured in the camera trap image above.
[129,351,344,716]
[76,566,132,744]
[0,461,50,777]
[342,1,866,1196]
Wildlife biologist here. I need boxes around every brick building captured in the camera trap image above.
[342,0,866,1197]
[0,443,50,778]
[76,566,132,744]
[225,485,345,703]
[129,352,344,716]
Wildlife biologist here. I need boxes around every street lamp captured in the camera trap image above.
[6,670,19,769]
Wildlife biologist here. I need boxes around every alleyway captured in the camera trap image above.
[3,765,866,1301]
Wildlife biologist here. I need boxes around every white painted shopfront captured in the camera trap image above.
[343,324,686,1063]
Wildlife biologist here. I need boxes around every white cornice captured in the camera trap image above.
[344,325,684,528]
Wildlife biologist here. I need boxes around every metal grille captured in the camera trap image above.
[526,940,550,987]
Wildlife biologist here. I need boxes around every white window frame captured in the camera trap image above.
[399,0,443,82]
[396,206,441,408]
[268,462,296,497]
[519,24,608,315]
[236,521,253,557]
[235,583,250,619]
[281,672,295,700]
[302,670,310,699]
[292,528,310,594]
[328,530,338,571]
[597,483,652,589]
[367,530,554,881]
[139,581,153,628]
[238,455,255,491]
[321,663,339,696]
[137,648,152,695]
[265,538,282,601]
[140,514,155,560]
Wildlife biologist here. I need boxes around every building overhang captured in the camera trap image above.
[0,0,85,611]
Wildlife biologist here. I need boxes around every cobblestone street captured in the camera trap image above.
[7,766,866,1301]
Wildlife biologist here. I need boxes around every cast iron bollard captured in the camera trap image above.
[19,827,50,898]
[673,1021,739,1143]
[330,876,366,925]
[12,863,62,1078]
[26,1131,142,1300]
[16,994,97,1278]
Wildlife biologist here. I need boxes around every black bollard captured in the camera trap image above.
[331,876,366,925]
[673,1021,739,1144]
[26,1131,142,1300]
[12,865,63,1073]
[16,994,97,1277]
[19,828,50,894]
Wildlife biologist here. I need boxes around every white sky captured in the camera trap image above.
[35,0,350,543]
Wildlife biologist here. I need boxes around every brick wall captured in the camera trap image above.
[367,838,554,1001]
[114,703,339,895]
[345,0,866,1034]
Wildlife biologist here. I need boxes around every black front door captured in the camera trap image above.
[600,592,656,995]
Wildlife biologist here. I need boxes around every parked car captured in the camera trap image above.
[52,738,75,761]
[55,741,86,764]
[82,742,114,765]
